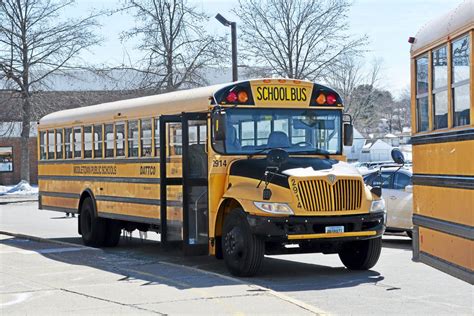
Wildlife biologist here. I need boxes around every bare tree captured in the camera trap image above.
[237,0,367,80]
[0,0,100,182]
[122,0,224,92]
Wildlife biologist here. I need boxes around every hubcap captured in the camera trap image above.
[224,227,244,259]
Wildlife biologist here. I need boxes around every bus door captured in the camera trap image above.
[160,113,208,255]
[182,113,208,255]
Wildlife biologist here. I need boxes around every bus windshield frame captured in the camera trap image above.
[212,108,343,156]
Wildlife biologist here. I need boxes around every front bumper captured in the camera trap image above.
[246,211,385,242]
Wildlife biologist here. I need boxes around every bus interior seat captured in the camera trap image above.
[188,144,207,178]
[226,126,241,152]
[267,131,290,148]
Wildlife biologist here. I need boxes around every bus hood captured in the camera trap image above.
[282,160,360,177]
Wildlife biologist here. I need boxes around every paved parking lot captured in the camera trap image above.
[0,202,472,315]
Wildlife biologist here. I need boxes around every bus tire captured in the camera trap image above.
[80,197,106,247]
[338,237,382,270]
[103,219,122,247]
[222,209,264,277]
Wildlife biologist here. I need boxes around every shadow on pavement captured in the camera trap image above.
[382,238,412,251]
[1,234,385,293]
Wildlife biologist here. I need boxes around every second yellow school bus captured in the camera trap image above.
[38,78,389,276]
[409,0,473,283]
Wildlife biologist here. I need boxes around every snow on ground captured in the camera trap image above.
[0,181,38,196]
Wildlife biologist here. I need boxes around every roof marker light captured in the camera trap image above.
[316,93,326,105]
[226,91,238,103]
[237,90,248,103]
[326,94,337,105]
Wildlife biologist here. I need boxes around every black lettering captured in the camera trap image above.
[301,88,307,101]
[256,87,263,100]
[267,87,273,100]
[291,88,297,100]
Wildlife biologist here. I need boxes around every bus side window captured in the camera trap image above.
[154,118,160,157]
[105,124,114,158]
[39,131,46,160]
[141,119,152,157]
[73,127,82,159]
[452,35,470,127]
[65,128,72,159]
[128,120,139,157]
[55,129,63,159]
[94,124,103,158]
[115,122,125,157]
[47,130,55,159]
[84,126,92,159]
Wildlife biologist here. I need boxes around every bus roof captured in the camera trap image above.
[39,83,227,128]
[411,0,473,55]
[38,78,340,129]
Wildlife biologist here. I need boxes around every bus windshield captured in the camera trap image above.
[214,108,342,155]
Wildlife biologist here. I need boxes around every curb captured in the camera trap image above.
[0,199,38,205]
[0,230,100,251]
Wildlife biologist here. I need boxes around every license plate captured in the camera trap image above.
[325,226,344,233]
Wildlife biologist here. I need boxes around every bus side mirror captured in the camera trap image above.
[391,148,405,165]
[343,123,353,146]
[213,112,227,141]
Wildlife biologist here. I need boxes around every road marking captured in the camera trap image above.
[0,247,95,255]
[158,261,329,315]
[0,293,31,307]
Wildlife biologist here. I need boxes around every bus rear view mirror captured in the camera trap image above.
[213,112,227,141]
[343,123,353,146]
[391,148,405,165]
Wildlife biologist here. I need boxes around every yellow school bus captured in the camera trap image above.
[38,78,389,276]
[409,0,473,283]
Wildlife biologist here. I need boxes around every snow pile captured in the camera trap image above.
[0,180,38,196]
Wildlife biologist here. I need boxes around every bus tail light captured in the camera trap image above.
[327,94,337,105]
[237,90,248,103]
[226,91,238,102]
[316,93,326,105]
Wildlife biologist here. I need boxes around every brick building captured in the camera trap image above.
[0,122,38,185]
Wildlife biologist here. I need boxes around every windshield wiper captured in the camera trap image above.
[247,147,285,159]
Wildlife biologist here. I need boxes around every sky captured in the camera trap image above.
[72,0,457,98]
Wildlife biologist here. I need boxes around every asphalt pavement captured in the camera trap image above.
[0,202,472,315]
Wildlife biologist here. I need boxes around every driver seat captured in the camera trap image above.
[267,131,290,148]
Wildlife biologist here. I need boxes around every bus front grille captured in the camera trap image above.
[296,179,363,212]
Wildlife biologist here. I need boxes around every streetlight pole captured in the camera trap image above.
[215,13,238,82]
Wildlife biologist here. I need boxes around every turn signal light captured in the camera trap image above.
[327,94,337,105]
[316,93,326,105]
[237,91,248,103]
[226,91,238,103]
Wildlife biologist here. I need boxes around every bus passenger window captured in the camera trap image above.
[452,35,470,126]
[154,118,160,157]
[73,127,82,159]
[47,130,55,159]
[105,124,114,158]
[39,131,46,160]
[432,46,448,129]
[115,122,125,157]
[128,120,139,157]
[55,129,63,159]
[84,126,93,158]
[141,119,152,157]
[65,128,72,159]
[416,55,429,132]
[94,124,103,158]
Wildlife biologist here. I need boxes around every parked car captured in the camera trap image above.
[363,168,413,238]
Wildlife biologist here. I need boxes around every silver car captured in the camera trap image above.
[363,168,413,238]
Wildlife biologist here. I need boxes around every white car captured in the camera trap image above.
[363,168,413,237]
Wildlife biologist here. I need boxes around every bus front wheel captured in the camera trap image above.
[222,209,264,277]
[338,237,382,270]
[80,197,106,247]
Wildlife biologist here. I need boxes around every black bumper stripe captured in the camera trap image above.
[410,128,474,145]
[413,214,474,240]
[413,174,474,190]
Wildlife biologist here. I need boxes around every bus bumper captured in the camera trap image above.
[246,212,385,242]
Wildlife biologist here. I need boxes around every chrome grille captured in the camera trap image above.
[296,179,363,212]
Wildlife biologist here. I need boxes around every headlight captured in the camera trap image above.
[370,199,386,213]
[253,202,294,215]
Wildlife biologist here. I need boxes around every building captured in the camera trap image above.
[0,122,38,185]
[360,139,393,162]
[343,128,366,162]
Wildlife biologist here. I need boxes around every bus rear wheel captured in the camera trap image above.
[222,209,264,277]
[80,197,106,247]
[338,237,382,270]
[104,219,122,247]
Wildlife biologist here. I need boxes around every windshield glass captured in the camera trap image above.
[213,108,341,155]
